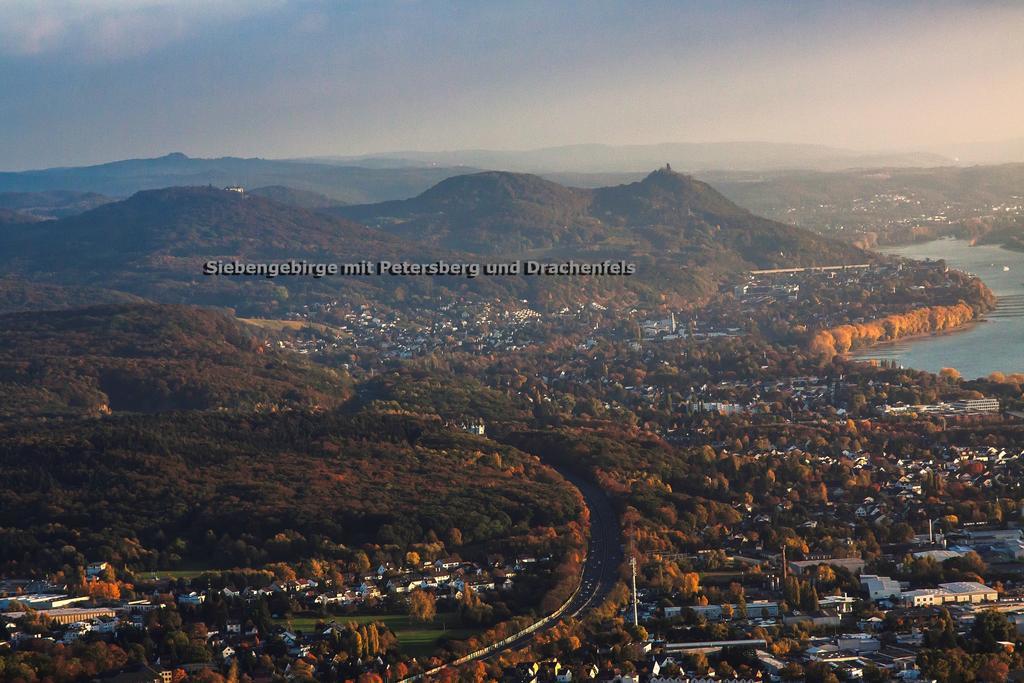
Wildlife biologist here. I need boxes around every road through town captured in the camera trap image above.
[476,467,622,661]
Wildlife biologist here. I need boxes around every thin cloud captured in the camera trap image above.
[0,0,283,61]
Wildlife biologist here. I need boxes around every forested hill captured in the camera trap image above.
[334,171,597,253]
[0,303,352,419]
[248,184,340,209]
[0,409,583,576]
[331,166,868,268]
[0,186,488,314]
[8,184,394,259]
[0,172,870,314]
[0,277,144,315]
[588,168,865,267]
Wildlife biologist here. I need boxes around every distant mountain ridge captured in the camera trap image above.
[0,190,114,219]
[314,141,952,173]
[0,153,479,203]
[0,145,957,210]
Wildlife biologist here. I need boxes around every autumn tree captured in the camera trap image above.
[681,572,700,600]
[408,590,437,623]
[688,652,709,676]
[971,610,1013,652]
[976,656,1010,683]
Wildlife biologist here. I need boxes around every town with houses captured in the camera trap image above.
[10,514,1024,683]
[3,246,1018,682]
[270,259,978,379]
[7,5,1024,682]
[1,554,553,682]
[760,183,1024,251]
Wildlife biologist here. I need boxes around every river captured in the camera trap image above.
[854,239,1024,379]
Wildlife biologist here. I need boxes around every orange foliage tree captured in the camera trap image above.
[810,302,976,357]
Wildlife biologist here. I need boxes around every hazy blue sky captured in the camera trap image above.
[1,0,1022,169]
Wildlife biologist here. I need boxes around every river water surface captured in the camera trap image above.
[854,239,1024,379]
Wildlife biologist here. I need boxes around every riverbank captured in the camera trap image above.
[810,301,984,358]
[842,317,984,359]
[852,240,1024,378]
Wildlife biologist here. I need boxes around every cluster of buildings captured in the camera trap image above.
[679,376,847,418]
[683,437,1024,544]
[1,554,549,677]
[733,260,984,340]
[634,313,741,343]
[771,184,1024,249]
[878,397,1001,416]
[274,299,573,359]
[620,555,1010,682]
[861,574,997,607]
[340,555,533,601]
[500,636,918,683]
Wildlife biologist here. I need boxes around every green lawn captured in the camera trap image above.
[274,611,478,658]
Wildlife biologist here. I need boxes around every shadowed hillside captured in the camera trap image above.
[333,167,865,264]
[0,278,145,314]
[332,167,870,302]
[249,184,341,209]
[0,186,470,313]
[0,303,352,419]
[1,171,870,313]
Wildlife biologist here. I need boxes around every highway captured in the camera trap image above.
[561,470,623,619]
[476,466,622,661]
[404,466,623,680]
